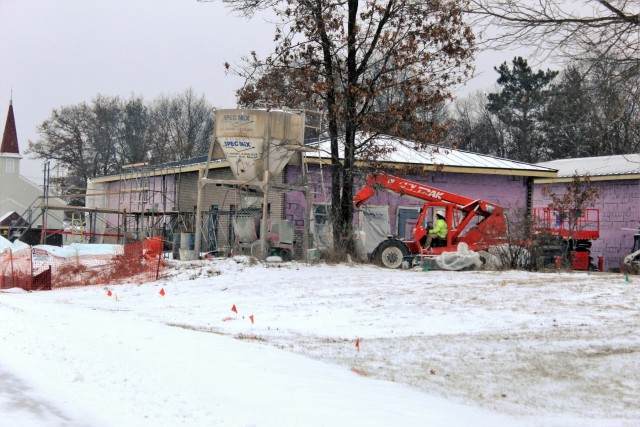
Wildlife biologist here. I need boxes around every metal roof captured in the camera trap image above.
[154,155,210,169]
[90,156,226,183]
[92,133,561,184]
[536,154,640,178]
[307,133,557,175]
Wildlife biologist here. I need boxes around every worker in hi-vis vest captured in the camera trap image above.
[424,213,447,250]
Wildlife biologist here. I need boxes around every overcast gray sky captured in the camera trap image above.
[0,0,526,184]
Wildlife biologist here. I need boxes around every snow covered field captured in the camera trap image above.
[1,257,639,426]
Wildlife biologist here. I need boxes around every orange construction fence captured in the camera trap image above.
[0,238,164,291]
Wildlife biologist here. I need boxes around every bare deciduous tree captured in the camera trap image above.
[540,174,602,267]
[216,0,476,258]
[448,90,508,157]
[29,102,95,186]
[91,95,123,177]
[121,97,150,165]
[469,1,640,78]
[148,88,214,164]
[29,90,214,205]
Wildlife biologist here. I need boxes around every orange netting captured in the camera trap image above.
[0,238,164,291]
[0,247,32,290]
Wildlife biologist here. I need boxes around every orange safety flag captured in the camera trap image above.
[356,337,360,352]
[159,288,165,297]
[107,290,112,297]
[249,314,254,324]
[231,304,238,313]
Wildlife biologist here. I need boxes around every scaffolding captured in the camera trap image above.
[299,111,332,252]
[114,162,169,240]
[12,111,328,260]
[13,159,244,260]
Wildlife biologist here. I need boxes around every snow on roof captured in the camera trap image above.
[92,133,558,184]
[0,211,16,223]
[91,155,224,182]
[308,133,557,175]
[536,154,640,178]
[154,155,210,169]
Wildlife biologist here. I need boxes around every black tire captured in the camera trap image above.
[374,240,410,269]
[280,249,292,261]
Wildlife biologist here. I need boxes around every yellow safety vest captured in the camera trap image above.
[430,218,448,239]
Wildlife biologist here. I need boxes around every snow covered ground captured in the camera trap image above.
[1,257,639,426]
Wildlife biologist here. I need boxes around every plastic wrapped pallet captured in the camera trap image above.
[435,242,483,271]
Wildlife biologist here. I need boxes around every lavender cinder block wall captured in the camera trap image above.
[102,175,176,228]
[533,179,640,271]
[284,164,529,233]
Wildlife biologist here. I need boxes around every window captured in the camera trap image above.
[5,158,15,174]
[396,207,420,240]
[313,204,331,225]
[313,204,332,250]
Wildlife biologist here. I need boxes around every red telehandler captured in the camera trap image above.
[353,173,508,268]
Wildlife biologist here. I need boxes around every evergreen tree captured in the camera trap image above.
[487,57,558,162]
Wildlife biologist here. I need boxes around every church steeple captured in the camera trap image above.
[1,100,20,155]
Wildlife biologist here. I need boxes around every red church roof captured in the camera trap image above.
[1,101,20,155]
